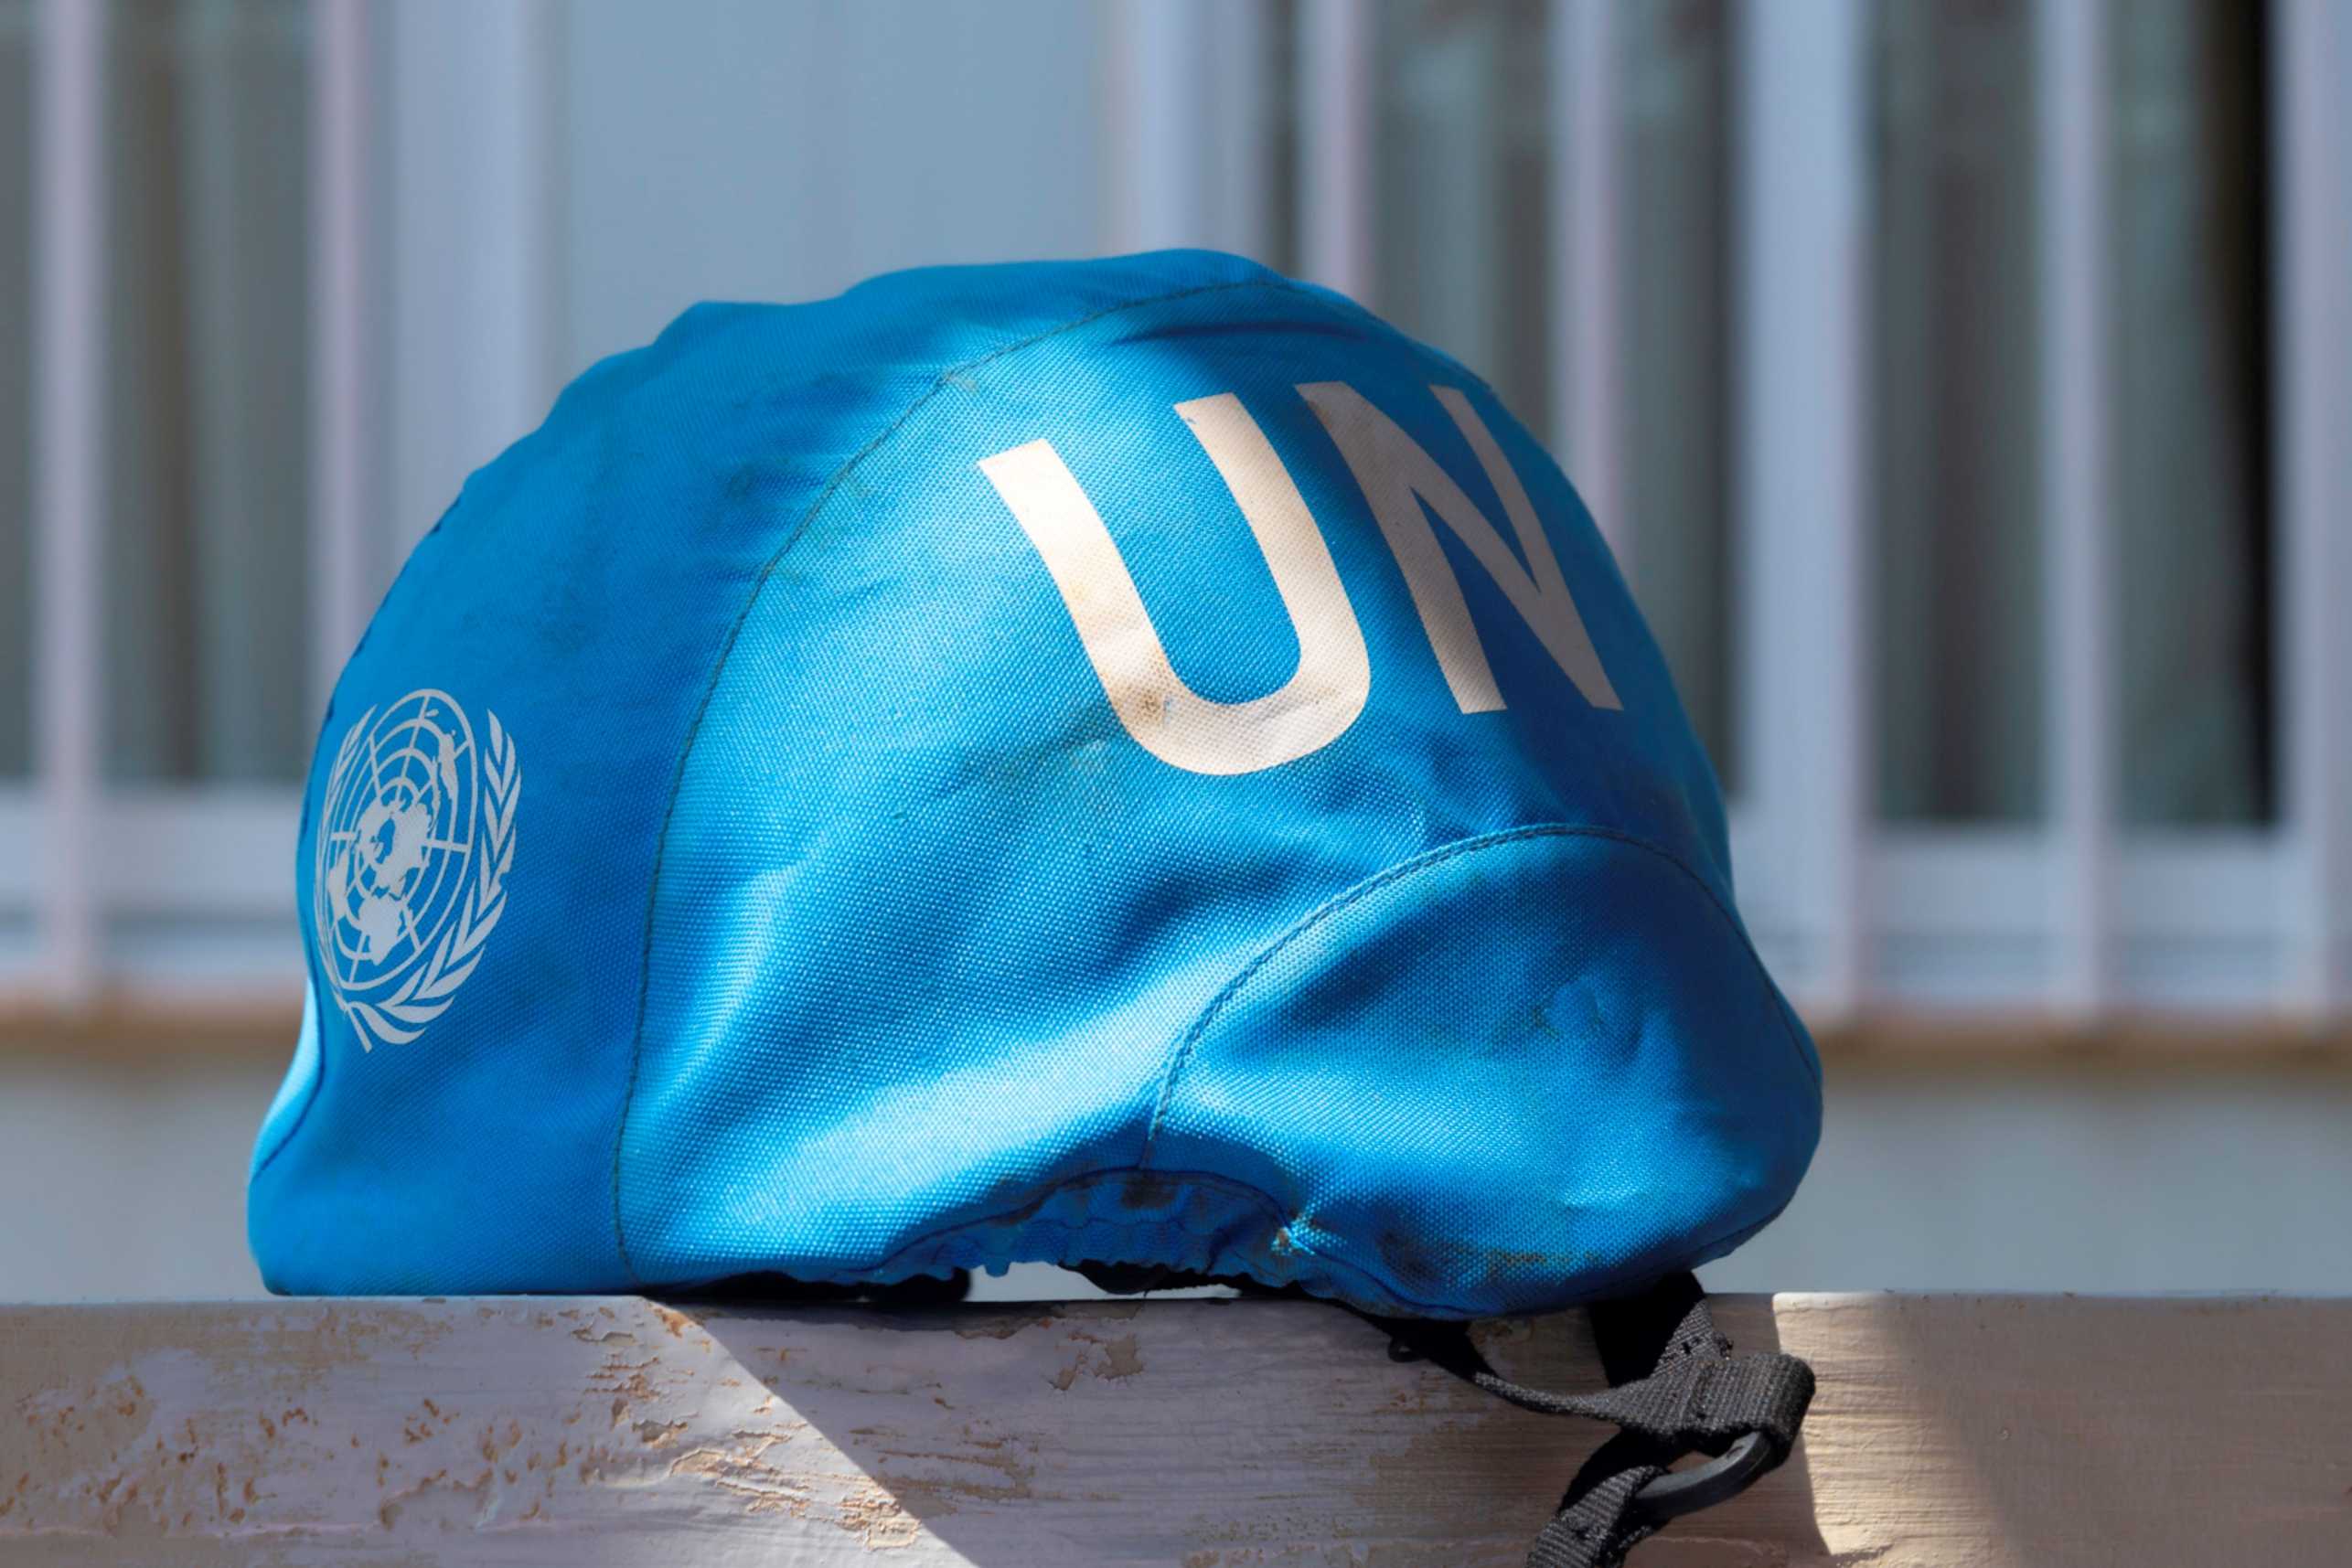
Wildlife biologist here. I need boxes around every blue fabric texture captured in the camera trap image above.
[250,251,1820,1316]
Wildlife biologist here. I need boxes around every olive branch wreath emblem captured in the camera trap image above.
[315,700,520,1051]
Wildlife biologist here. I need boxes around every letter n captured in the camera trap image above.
[1299,381,1620,713]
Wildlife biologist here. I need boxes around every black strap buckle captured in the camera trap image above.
[1368,1275,1812,1564]
[1629,1428,1779,1523]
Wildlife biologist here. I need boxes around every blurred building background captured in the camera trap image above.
[2,0,2348,1301]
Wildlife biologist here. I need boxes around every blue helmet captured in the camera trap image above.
[250,250,1819,1321]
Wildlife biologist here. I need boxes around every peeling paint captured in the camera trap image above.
[668,1436,807,1514]
[1096,1335,1144,1381]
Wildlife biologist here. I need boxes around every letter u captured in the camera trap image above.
[979,394,1371,775]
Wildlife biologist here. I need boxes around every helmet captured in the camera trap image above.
[251,250,1820,1561]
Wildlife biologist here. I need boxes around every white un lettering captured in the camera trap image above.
[978,382,1620,777]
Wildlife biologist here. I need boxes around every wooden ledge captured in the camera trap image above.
[0,994,300,1067]
[8,995,2352,1069]
[5,1295,2348,1564]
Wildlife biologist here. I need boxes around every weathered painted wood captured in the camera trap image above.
[3,1295,2347,1565]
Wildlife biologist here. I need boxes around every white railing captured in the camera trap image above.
[5,0,553,1007]
[1268,0,2352,1024]
[10,0,321,1005]
[6,0,2348,1030]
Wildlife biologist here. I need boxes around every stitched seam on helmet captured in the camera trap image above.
[1136,820,1817,1173]
[607,274,1316,1285]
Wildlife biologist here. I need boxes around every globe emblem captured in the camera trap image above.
[314,689,519,1051]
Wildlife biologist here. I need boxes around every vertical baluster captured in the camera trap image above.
[1737,0,1870,1018]
[31,0,103,1007]
[2037,0,2116,1016]
[1551,0,1623,569]
[1299,0,1374,303]
[310,0,375,725]
[2275,0,2351,1017]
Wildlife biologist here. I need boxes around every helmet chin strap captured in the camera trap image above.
[1367,1273,1815,1568]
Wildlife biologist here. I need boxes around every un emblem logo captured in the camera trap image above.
[313,689,519,1051]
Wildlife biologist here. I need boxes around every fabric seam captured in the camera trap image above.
[1137,819,1819,1170]
[776,1161,1780,1320]
[607,274,1307,1284]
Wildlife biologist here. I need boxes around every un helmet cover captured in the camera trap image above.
[250,251,1820,1316]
